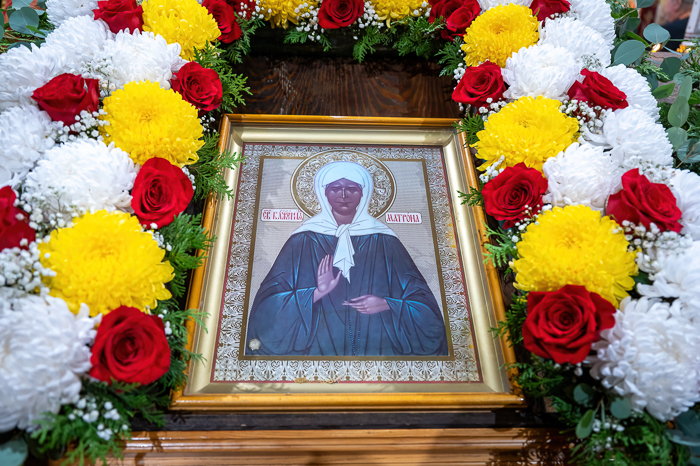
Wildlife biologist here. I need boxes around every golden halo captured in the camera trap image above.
[291,150,396,218]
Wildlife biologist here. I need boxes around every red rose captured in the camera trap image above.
[429,0,480,40]
[93,0,144,34]
[522,285,616,364]
[318,0,364,29]
[0,186,35,251]
[481,163,548,228]
[567,69,629,110]
[452,61,506,108]
[31,73,100,126]
[131,158,194,229]
[89,306,171,385]
[171,62,224,113]
[203,0,242,43]
[606,169,682,233]
[229,0,256,19]
[529,0,570,21]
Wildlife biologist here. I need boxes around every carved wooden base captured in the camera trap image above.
[108,428,567,465]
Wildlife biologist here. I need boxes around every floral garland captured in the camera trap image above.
[0,0,699,463]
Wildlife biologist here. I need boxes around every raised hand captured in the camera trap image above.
[313,254,341,303]
[343,295,391,314]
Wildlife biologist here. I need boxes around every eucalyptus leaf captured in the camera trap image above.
[610,397,633,419]
[674,73,693,99]
[8,7,39,35]
[0,437,28,466]
[643,23,671,44]
[36,0,47,8]
[636,0,654,7]
[668,99,690,127]
[653,82,675,99]
[573,384,594,407]
[624,17,641,34]
[667,430,700,447]
[576,409,595,439]
[676,409,700,435]
[613,40,645,66]
[646,74,658,90]
[0,21,4,39]
[667,127,688,149]
[661,57,682,78]
[10,0,34,9]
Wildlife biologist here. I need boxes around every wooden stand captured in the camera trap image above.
[109,428,566,465]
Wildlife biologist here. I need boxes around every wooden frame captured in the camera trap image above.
[172,115,521,411]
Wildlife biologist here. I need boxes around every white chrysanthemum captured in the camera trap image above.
[543,142,623,210]
[584,107,673,169]
[539,17,611,71]
[600,65,659,120]
[503,44,581,100]
[637,242,700,315]
[0,294,95,432]
[21,140,137,225]
[568,0,615,47]
[589,297,700,421]
[670,169,700,240]
[0,105,57,187]
[92,30,186,90]
[43,15,113,75]
[46,0,99,27]
[478,0,531,9]
[0,44,67,111]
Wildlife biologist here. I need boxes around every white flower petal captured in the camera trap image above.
[589,297,700,422]
[670,169,700,240]
[503,44,581,100]
[91,30,186,90]
[46,0,99,27]
[0,105,57,187]
[543,142,623,210]
[21,139,137,224]
[600,64,660,120]
[568,0,615,47]
[539,17,611,70]
[0,294,95,432]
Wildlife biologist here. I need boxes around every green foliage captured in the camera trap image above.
[223,17,264,64]
[392,16,443,59]
[492,294,527,346]
[457,186,483,207]
[193,44,251,112]
[159,213,212,299]
[436,38,464,77]
[352,26,391,62]
[454,115,484,145]
[189,133,242,200]
[483,225,517,269]
[1,3,52,53]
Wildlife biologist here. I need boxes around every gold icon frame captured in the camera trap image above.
[172,114,522,411]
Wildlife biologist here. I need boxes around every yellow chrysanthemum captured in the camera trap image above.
[461,4,538,67]
[257,0,317,28]
[474,96,579,172]
[142,0,220,60]
[39,211,174,316]
[101,81,203,166]
[371,0,425,23]
[512,205,638,305]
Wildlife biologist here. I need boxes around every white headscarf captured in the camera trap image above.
[293,161,396,281]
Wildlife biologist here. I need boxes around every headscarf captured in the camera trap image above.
[293,161,396,281]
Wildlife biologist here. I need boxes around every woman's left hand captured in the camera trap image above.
[343,295,391,314]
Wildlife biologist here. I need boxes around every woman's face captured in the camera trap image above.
[325,178,363,217]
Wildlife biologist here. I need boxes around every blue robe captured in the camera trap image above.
[245,231,448,356]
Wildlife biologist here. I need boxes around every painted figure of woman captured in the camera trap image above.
[245,161,448,357]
